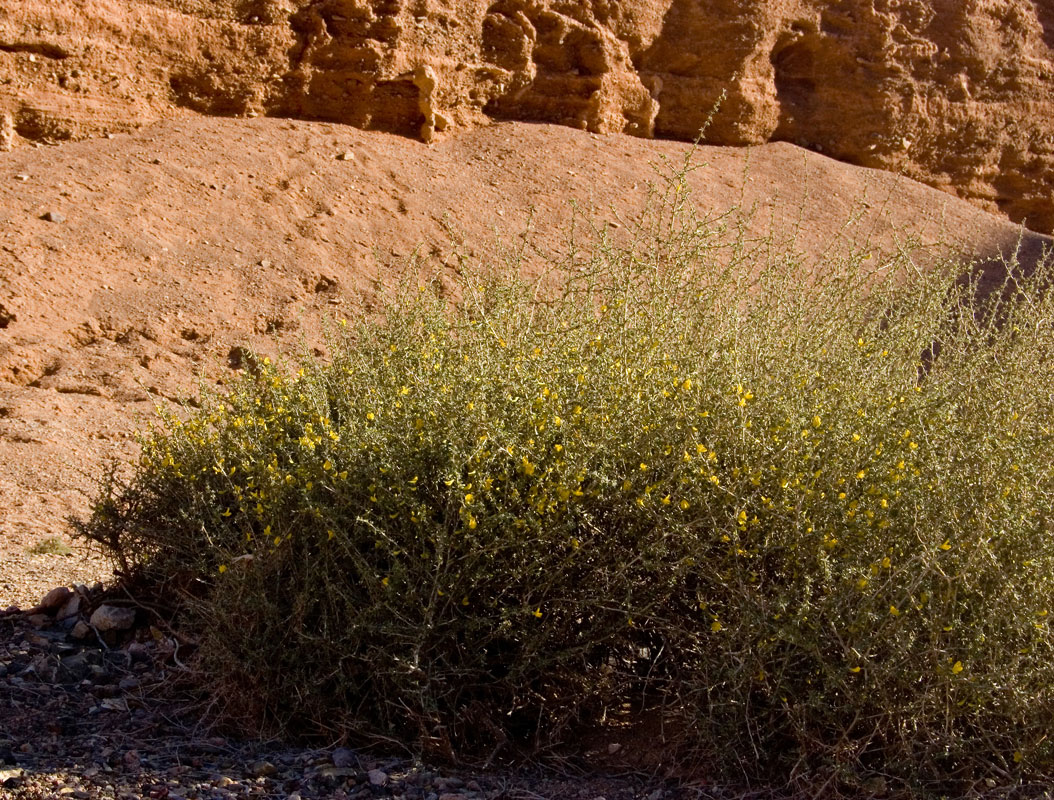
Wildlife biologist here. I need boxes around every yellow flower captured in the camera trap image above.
[849,666,861,673]
[951,660,963,674]
[218,564,227,574]
[681,379,692,391]
[812,415,822,428]
[533,608,542,618]
[711,620,723,633]
[889,605,900,616]
[382,576,390,586]
[939,539,951,551]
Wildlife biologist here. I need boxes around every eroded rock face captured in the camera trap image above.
[1,0,1052,231]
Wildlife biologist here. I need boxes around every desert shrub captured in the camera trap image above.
[27,536,73,556]
[75,166,1054,795]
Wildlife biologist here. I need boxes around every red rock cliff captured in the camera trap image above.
[2,0,1052,231]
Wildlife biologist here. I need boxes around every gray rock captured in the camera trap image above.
[56,593,81,621]
[69,620,92,640]
[331,747,357,768]
[336,150,355,161]
[41,211,65,223]
[368,768,388,786]
[58,653,92,682]
[89,605,136,632]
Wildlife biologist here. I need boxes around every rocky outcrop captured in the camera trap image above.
[2,0,1053,231]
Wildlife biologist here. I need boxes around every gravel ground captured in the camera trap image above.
[0,588,728,800]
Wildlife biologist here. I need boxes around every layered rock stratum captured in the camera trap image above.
[2,0,1053,231]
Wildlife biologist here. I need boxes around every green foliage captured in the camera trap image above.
[75,167,1054,795]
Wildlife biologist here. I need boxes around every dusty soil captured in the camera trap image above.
[1,116,1050,611]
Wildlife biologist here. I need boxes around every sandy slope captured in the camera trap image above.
[0,117,1049,608]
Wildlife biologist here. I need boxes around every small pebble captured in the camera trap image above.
[122,750,140,770]
[41,211,65,223]
[250,760,277,778]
